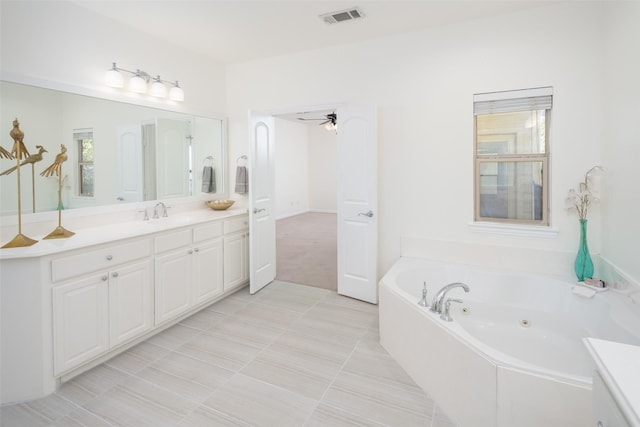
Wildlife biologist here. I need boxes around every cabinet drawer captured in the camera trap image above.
[193,221,223,243]
[224,216,249,234]
[154,228,192,253]
[51,239,152,283]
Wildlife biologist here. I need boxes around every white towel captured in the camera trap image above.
[235,165,248,194]
[201,166,215,193]
[572,285,596,298]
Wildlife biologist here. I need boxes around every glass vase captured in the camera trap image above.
[574,219,594,281]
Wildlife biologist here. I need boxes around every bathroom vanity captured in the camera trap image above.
[584,338,640,427]
[0,206,249,405]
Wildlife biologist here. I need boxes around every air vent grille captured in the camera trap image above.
[320,7,365,25]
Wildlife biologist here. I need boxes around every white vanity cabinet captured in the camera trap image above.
[223,216,249,291]
[154,222,225,325]
[593,371,631,427]
[0,209,250,405]
[192,224,224,304]
[584,338,640,427]
[51,239,153,375]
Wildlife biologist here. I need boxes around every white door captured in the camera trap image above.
[337,105,378,303]
[248,112,276,294]
[156,118,191,200]
[116,125,143,202]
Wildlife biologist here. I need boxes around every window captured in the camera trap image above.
[474,87,552,225]
[74,129,94,197]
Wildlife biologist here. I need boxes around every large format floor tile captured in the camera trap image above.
[0,282,455,426]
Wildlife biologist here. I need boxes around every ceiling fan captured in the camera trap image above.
[297,112,337,127]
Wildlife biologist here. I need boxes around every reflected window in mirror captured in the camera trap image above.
[74,129,94,197]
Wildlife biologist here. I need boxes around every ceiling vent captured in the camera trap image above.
[320,7,364,25]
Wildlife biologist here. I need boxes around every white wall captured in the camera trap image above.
[601,2,640,283]
[274,118,309,218]
[274,119,337,218]
[0,1,226,119]
[226,2,610,277]
[308,125,337,212]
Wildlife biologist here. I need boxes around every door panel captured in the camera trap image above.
[249,112,276,294]
[337,105,378,303]
[109,260,153,346]
[116,125,143,202]
[156,118,191,200]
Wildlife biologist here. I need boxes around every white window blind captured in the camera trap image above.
[474,87,553,115]
[73,130,93,140]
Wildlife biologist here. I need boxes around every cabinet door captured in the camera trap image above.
[109,259,153,346]
[53,274,109,375]
[193,238,224,304]
[593,371,631,427]
[155,248,192,324]
[224,232,247,291]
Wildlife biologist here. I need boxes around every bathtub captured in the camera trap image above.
[379,257,640,427]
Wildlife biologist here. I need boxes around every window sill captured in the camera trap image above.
[468,221,558,238]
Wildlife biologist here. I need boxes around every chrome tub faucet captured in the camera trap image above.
[430,282,470,314]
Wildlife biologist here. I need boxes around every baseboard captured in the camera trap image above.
[309,209,337,214]
[276,209,337,221]
[276,210,309,221]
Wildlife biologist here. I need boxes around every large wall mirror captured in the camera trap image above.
[0,81,225,216]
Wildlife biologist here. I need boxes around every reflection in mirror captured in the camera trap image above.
[0,81,225,216]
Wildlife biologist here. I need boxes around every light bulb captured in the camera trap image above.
[129,70,147,94]
[169,81,184,102]
[150,76,167,98]
[105,63,124,88]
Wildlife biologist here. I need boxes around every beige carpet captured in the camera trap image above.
[276,212,337,291]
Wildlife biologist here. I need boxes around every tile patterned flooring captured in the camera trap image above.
[1,281,455,427]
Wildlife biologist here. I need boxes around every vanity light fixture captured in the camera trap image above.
[105,63,184,101]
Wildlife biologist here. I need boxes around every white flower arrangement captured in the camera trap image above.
[566,166,605,220]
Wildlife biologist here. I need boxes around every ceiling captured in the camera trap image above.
[71,1,558,65]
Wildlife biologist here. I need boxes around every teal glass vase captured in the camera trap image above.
[574,219,594,281]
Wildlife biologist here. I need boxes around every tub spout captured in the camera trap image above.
[430,282,469,314]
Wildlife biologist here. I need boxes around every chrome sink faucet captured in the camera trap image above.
[430,282,470,314]
[153,201,168,219]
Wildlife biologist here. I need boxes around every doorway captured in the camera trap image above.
[272,113,338,290]
[249,105,378,302]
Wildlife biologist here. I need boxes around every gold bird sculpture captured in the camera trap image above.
[0,145,13,159]
[40,144,67,177]
[9,118,30,159]
[1,145,47,176]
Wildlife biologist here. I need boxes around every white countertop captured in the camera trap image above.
[0,207,247,260]
[584,337,640,426]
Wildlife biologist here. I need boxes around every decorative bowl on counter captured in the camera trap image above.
[205,199,235,210]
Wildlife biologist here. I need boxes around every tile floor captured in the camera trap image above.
[0,281,455,427]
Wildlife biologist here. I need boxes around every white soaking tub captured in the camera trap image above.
[379,257,640,427]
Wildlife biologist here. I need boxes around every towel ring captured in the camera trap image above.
[236,155,248,166]
[203,156,214,166]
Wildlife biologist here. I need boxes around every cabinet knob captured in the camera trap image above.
[194,248,199,252]
[112,272,119,278]
[106,255,113,261]
[101,275,108,281]
[597,422,604,427]
[188,249,193,254]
